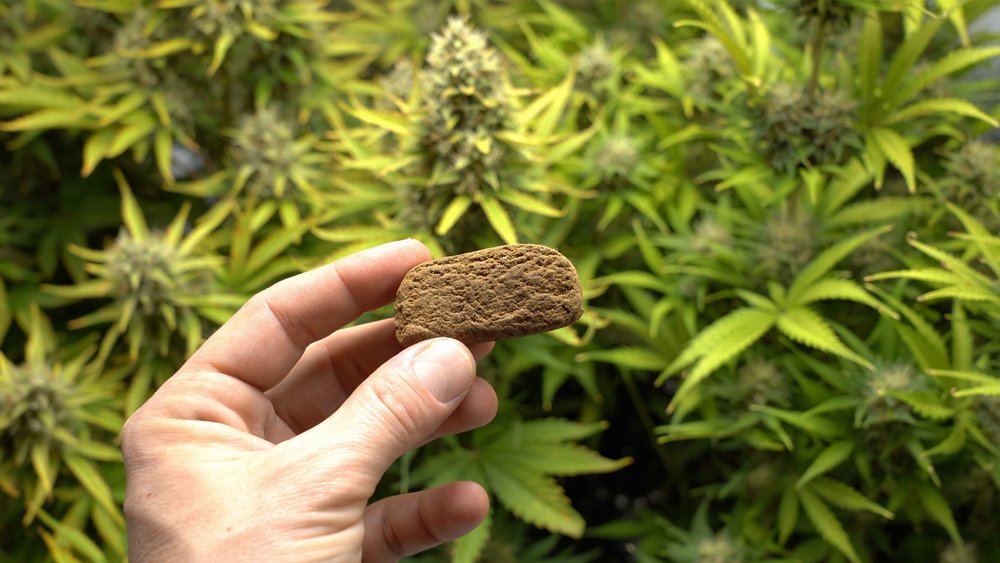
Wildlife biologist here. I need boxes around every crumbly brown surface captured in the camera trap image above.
[394,244,583,346]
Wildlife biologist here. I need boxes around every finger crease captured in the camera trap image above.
[328,264,364,322]
[260,292,321,350]
[381,506,406,556]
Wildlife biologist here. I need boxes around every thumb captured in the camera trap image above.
[305,337,476,482]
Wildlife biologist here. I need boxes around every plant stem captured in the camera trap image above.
[621,370,674,475]
[808,3,829,99]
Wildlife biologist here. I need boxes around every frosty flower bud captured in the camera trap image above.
[685,37,735,100]
[106,230,178,314]
[943,140,1000,197]
[756,84,859,172]
[0,363,69,447]
[860,361,928,427]
[593,134,639,180]
[420,17,511,197]
[756,209,818,283]
[939,542,979,563]
[696,533,744,563]
[575,39,616,93]
[381,59,417,102]
[738,358,789,407]
[692,218,733,255]
[230,107,303,198]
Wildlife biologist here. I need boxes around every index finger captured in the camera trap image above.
[183,239,432,391]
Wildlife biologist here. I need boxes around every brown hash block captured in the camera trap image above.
[394,244,584,347]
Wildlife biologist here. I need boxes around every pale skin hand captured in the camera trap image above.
[122,240,498,562]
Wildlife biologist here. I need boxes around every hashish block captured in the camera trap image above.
[394,244,583,346]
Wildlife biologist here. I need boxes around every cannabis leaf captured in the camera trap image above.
[413,417,630,561]
[661,227,889,412]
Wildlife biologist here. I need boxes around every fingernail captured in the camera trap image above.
[412,338,474,403]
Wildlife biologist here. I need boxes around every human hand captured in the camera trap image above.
[122,240,498,562]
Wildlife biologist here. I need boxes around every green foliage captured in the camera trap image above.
[3,0,1000,561]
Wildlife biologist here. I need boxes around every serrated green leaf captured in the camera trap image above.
[656,415,759,443]
[479,197,518,245]
[154,129,174,184]
[497,190,564,218]
[790,278,885,313]
[664,307,776,380]
[810,477,894,520]
[483,460,585,538]
[778,487,798,545]
[953,384,1000,398]
[245,224,308,276]
[751,405,842,438]
[114,169,148,242]
[665,308,777,408]
[947,203,1000,277]
[71,440,123,462]
[0,107,92,131]
[452,508,491,563]
[925,424,966,457]
[36,510,106,563]
[312,224,396,244]
[790,226,891,297]
[31,442,54,497]
[868,128,915,192]
[798,486,862,563]
[43,280,113,299]
[489,444,632,476]
[208,32,235,75]
[884,390,955,419]
[593,271,669,292]
[63,453,120,522]
[916,482,961,543]
[435,195,473,236]
[890,46,1000,109]
[886,98,998,126]
[797,440,855,488]
[497,418,610,445]
[865,268,965,286]
[777,306,872,368]
[577,347,667,370]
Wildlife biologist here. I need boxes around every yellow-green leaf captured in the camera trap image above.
[796,440,854,488]
[479,197,518,245]
[114,170,148,241]
[483,460,584,538]
[798,486,862,563]
[868,127,915,192]
[63,453,121,522]
[777,306,872,368]
[497,190,564,218]
[435,195,473,236]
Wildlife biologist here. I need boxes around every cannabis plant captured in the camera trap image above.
[3,0,1000,561]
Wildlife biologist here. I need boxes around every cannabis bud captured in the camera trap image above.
[0,363,69,448]
[756,83,860,172]
[106,230,179,314]
[738,358,789,407]
[684,37,735,100]
[942,140,1000,199]
[593,134,640,182]
[230,107,302,198]
[755,208,818,283]
[696,532,744,563]
[575,39,616,93]
[420,16,511,197]
[380,59,417,103]
[692,217,733,256]
[859,362,926,427]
